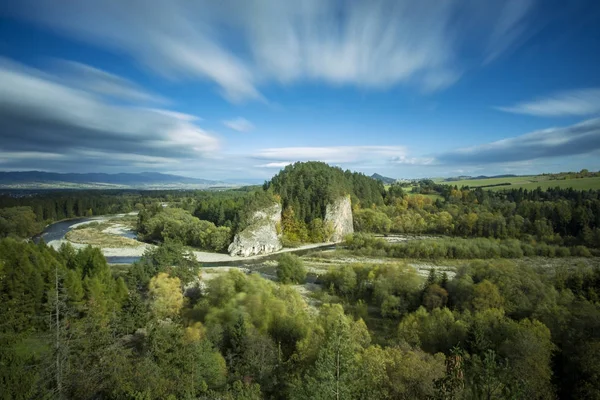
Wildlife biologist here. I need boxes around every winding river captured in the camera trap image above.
[33,215,336,266]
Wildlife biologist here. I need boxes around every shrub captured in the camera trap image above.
[276,253,306,284]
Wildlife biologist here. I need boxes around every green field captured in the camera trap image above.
[440,176,600,191]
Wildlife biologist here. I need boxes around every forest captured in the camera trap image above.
[6,163,598,253]
[1,238,599,399]
[1,162,600,399]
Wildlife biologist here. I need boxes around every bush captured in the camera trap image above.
[276,253,306,284]
[344,233,593,260]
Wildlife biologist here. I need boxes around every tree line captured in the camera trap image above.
[353,182,600,252]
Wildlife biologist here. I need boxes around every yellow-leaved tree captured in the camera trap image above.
[149,272,183,319]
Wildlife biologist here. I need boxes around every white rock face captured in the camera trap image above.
[228,203,283,257]
[325,195,354,242]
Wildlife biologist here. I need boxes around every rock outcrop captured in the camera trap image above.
[228,203,283,257]
[325,195,354,242]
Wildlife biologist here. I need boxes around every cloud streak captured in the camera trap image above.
[55,60,166,104]
[3,0,540,101]
[0,60,219,171]
[223,118,254,132]
[254,146,408,166]
[435,118,600,165]
[497,88,600,117]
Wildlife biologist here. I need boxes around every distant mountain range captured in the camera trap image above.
[371,173,397,184]
[0,171,243,189]
[443,174,518,182]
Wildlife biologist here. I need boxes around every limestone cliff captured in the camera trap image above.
[325,195,354,242]
[228,203,282,257]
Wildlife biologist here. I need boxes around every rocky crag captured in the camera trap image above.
[228,203,283,257]
[324,195,354,242]
[228,195,354,257]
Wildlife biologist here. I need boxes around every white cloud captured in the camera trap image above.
[496,88,600,117]
[4,0,540,101]
[147,109,201,122]
[435,118,600,165]
[55,60,166,103]
[0,151,66,162]
[484,0,535,63]
[255,146,407,164]
[391,155,435,165]
[256,162,293,168]
[0,60,220,170]
[223,118,254,132]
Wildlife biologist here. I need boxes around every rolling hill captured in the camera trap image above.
[371,173,397,184]
[0,171,233,189]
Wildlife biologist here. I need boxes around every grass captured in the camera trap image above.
[66,227,141,247]
[442,176,600,191]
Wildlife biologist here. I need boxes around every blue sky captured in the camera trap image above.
[1,0,600,180]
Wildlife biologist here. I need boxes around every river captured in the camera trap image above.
[33,215,337,266]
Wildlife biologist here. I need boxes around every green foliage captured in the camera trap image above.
[471,280,503,312]
[2,177,600,399]
[277,253,307,284]
[423,284,449,311]
[323,263,422,319]
[148,272,184,319]
[127,241,201,289]
[346,233,590,260]
[0,206,41,238]
[398,307,467,354]
[266,161,384,224]
[137,207,231,252]
[265,161,384,243]
[354,208,392,234]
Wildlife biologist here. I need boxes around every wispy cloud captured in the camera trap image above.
[223,118,254,132]
[3,0,540,101]
[497,88,600,117]
[435,118,600,165]
[254,146,407,166]
[484,0,535,63]
[255,162,294,168]
[0,60,219,171]
[55,60,166,103]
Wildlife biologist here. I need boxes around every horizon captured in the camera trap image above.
[1,167,598,184]
[1,1,600,179]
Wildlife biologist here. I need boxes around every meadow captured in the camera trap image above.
[435,175,600,191]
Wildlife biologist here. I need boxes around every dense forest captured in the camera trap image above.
[2,239,599,398]
[265,161,385,224]
[352,182,600,254]
[264,162,385,244]
[2,164,600,255]
[1,163,600,398]
[0,188,265,243]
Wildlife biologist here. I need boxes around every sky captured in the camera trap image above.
[1,0,600,180]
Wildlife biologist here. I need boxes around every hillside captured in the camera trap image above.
[264,161,385,223]
[371,173,397,184]
[443,174,517,182]
[261,162,384,244]
[0,171,234,189]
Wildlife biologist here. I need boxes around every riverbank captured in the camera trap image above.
[48,238,336,263]
[40,212,338,264]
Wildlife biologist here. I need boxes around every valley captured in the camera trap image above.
[3,162,600,399]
